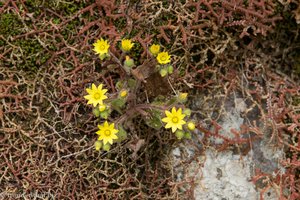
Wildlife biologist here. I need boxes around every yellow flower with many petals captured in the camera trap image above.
[93,38,110,55]
[84,83,108,107]
[96,121,119,145]
[162,107,186,133]
[121,39,134,52]
[149,44,160,55]
[156,52,171,64]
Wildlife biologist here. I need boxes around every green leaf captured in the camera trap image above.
[166,97,177,106]
[99,53,107,60]
[114,126,127,142]
[145,110,163,130]
[128,78,136,89]
[100,110,110,119]
[111,98,126,113]
[92,107,100,117]
[116,81,124,90]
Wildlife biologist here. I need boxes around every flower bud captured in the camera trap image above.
[102,143,111,151]
[178,92,188,103]
[187,122,196,131]
[183,108,191,116]
[119,90,128,98]
[94,140,102,151]
[99,104,106,112]
[175,130,185,140]
[160,68,168,77]
[184,132,192,139]
[124,56,134,68]
[167,65,174,74]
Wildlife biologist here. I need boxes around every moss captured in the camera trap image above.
[267,3,300,77]
[12,39,50,72]
[294,55,300,76]
[113,17,127,31]
[291,95,300,107]
[61,18,81,41]
[130,42,144,64]
[24,0,93,16]
[0,13,23,37]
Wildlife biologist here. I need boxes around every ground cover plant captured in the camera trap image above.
[0,0,300,199]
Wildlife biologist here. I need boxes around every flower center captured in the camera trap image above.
[94,92,101,99]
[160,55,166,61]
[99,44,106,50]
[172,117,179,123]
[104,130,111,136]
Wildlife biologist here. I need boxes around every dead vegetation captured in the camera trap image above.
[0,0,300,199]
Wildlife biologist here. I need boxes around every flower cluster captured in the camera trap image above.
[149,44,173,77]
[84,37,196,152]
[84,82,128,152]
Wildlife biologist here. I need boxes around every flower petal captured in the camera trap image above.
[84,95,91,100]
[86,88,93,94]
[165,123,172,129]
[104,121,109,127]
[111,133,118,140]
[171,126,177,133]
[97,84,103,90]
[165,110,172,117]
[171,107,176,115]
[177,108,182,114]
[112,129,119,135]
[162,117,170,123]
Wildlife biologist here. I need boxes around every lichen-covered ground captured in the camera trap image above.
[1,0,300,199]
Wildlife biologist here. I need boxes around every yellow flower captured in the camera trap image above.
[96,121,119,145]
[93,38,110,55]
[149,44,160,55]
[84,83,108,107]
[162,107,186,133]
[157,52,171,64]
[121,39,134,52]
